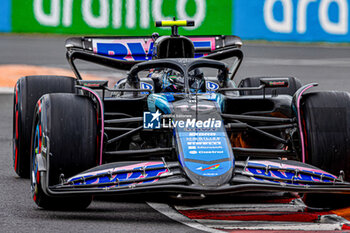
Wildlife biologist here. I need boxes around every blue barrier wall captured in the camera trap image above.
[234,0,350,42]
[0,0,11,32]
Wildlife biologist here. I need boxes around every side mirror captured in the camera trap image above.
[260,78,289,88]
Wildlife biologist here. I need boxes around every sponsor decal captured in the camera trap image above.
[174,104,215,112]
[12,0,232,35]
[93,37,216,61]
[206,81,219,91]
[234,0,350,42]
[140,82,153,94]
[269,81,286,86]
[179,130,232,177]
[94,38,154,60]
[196,164,220,171]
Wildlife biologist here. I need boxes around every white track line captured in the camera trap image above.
[175,199,306,212]
[146,201,224,233]
[0,87,13,94]
[195,219,343,231]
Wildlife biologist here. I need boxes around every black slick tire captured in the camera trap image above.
[13,76,76,178]
[301,91,350,208]
[31,93,97,210]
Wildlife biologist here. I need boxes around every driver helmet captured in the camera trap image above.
[161,69,184,92]
[189,68,204,91]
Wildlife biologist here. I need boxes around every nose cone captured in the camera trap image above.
[172,99,234,187]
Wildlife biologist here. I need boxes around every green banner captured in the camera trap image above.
[12,0,232,35]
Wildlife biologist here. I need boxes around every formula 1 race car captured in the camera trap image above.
[13,20,350,210]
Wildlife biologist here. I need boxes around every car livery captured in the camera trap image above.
[12,20,350,210]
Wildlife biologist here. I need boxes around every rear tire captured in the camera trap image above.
[239,76,302,96]
[301,91,350,208]
[31,93,97,210]
[13,76,76,178]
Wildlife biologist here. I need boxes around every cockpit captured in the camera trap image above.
[113,58,239,96]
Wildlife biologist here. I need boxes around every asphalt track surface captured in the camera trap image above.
[1,35,350,232]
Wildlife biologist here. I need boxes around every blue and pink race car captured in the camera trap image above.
[12,20,350,209]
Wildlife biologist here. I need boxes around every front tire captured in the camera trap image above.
[301,91,350,208]
[13,76,76,178]
[301,91,350,178]
[31,93,98,210]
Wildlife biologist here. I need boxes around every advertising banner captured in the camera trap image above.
[234,0,350,42]
[11,0,232,35]
[3,0,350,43]
[0,0,11,32]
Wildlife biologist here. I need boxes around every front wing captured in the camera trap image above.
[40,160,350,197]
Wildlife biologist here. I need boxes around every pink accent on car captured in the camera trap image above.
[81,86,105,165]
[250,160,337,178]
[190,37,216,51]
[296,84,316,163]
[69,161,164,180]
